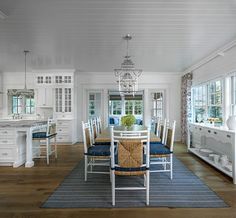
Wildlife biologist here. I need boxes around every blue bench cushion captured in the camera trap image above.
[85,145,110,156]
[33,132,57,139]
[150,144,172,155]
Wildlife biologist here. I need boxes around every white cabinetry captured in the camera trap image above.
[56,119,73,143]
[36,87,53,107]
[188,123,236,183]
[0,128,26,167]
[36,75,52,84]
[55,87,72,114]
[34,70,76,144]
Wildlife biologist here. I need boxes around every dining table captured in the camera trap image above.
[95,125,161,143]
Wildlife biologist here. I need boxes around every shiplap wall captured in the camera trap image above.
[0,71,182,142]
[192,46,236,86]
[76,72,182,141]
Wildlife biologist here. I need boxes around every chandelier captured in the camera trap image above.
[114,34,142,94]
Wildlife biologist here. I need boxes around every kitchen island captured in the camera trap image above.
[0,120,47,168]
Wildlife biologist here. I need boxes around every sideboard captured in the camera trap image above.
[187,123,236,184]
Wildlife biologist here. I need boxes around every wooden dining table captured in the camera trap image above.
[95,125,161,143]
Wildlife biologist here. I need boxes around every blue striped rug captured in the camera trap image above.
[42,157,228,208]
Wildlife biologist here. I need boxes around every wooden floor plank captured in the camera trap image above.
[0,143,235,218]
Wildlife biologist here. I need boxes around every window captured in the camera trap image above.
[192,86,207,123]
[125,100,143,115]
[152,92,164,119]
[88,93,101,118]
[207,80,223,123]
[134,100,142,115]
[25,98,35,114]
[108,92,144,125]
[110,100,122,115]
[231,75,236,115]
[192,79,223,125]
[12,96,35,114]
[12,96,23,114]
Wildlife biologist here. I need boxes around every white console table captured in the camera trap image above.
[187,123,236,184]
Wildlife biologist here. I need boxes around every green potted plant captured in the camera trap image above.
[121,114,136,128]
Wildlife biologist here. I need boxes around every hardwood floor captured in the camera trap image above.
[0,143,236,218]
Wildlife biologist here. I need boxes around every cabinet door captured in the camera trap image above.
[37,87,53,107]
[64,88,72,112]
[45,87,53,107]
[37,88,46,107]
[55,88,63,112]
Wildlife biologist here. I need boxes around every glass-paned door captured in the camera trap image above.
[88,92,102,119]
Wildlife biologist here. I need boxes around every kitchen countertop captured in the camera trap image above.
[0,119,47,128]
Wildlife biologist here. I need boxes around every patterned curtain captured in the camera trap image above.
[181,72,193,144]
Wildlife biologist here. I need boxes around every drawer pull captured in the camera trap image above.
[2,153,8,156]
[3,131,8,134]
[214,131,217,134]
[199,128,202,131]
[1,140,8,143]
[227,134,231,138]
[208,130,211,133]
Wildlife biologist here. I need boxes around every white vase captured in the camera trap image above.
[226,115,236,130]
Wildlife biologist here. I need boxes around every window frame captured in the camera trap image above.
[192,78,224,125]
[230,73,236,116]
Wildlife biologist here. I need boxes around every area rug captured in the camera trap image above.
[42,157,228,208]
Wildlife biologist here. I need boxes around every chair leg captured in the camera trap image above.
[112,170,115,206]
[170,154,173,180]
[46,138,49,165]
[85,156,88,181]
[146,170,150,206]
[164,157,167,170]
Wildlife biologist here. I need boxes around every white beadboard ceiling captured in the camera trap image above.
[0,0,236,73]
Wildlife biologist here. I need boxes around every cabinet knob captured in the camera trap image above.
[227,134,231,138]
[214,131,217,134]
[208,130,211,133]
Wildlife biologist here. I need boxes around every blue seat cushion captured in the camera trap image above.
[114,166,147,172]
[150,141,162,145]
[150,144,172,155]
[94,141,111,146]
[85,145,110,156]
[33,132,46,138]
[113,154,147,172]
[32,132,57,139]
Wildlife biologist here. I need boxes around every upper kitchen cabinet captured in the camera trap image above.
[36,75,53,85]
[55,87,73,116]
[34,70,74,118]
[36,87,53,108]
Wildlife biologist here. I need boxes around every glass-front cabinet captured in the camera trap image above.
[55,87,72,114]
